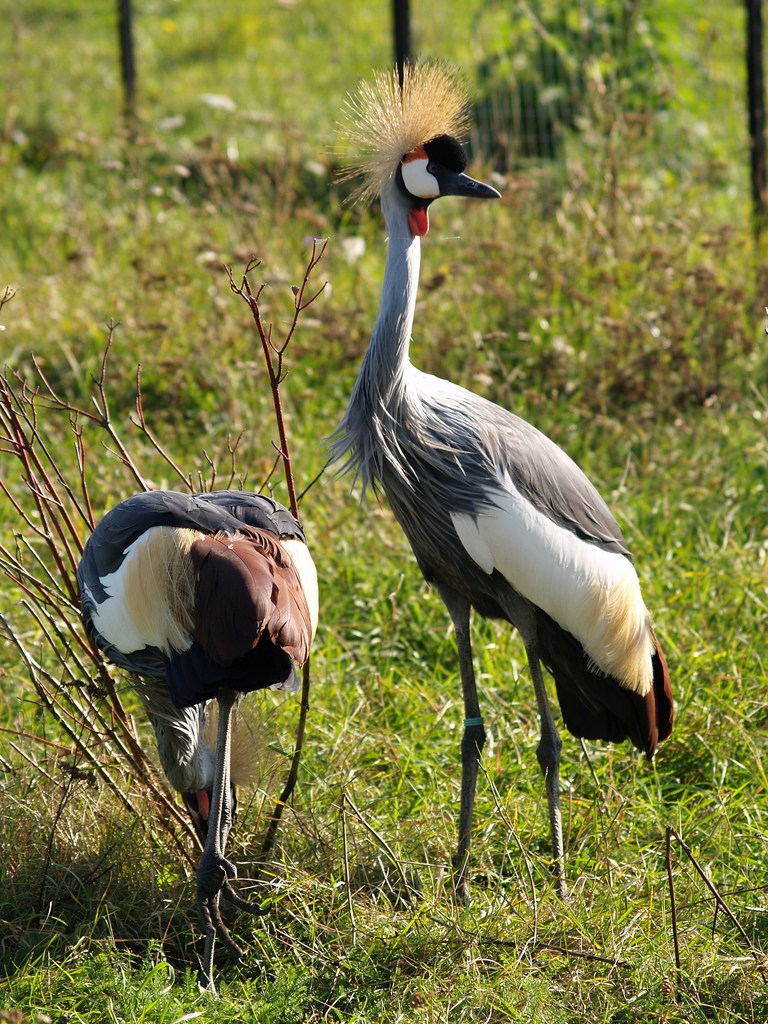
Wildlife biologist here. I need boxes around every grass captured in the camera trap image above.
[2,0,768,1021]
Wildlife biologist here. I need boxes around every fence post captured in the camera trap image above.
[393,0,410,84]
[746,0,766,237]
[118,0,137,123]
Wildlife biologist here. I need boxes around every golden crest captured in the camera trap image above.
[338,61,471,204]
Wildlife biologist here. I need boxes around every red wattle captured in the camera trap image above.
[197,789,211,821]
[408,207,429,236]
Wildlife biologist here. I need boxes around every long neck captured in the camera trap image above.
[330,179,423,489]
[357,179,421,408]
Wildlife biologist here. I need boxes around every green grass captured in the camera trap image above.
[2,1,768,1021]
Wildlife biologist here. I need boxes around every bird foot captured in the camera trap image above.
[221,880,271,915]
[197,849,238,900]
[196,858,271,988]
[197,850,271,916]
[196,886,267,995]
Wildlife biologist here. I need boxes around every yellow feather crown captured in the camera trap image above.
[338,62,472,205]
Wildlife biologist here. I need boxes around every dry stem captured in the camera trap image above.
[0,245,327,899]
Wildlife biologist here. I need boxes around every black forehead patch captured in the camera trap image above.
[423,134,467,173]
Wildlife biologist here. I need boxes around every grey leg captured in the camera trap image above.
[524,638,565,898]
[437,585,486,903]
[196,686,270,993]
[196,686,238,992]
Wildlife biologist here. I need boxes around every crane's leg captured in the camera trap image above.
[196,686,268,994]
[196,686,237,993]
[437,585,485,903]
[524,637,565,898]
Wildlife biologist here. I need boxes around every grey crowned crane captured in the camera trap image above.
[330,63,672,899]
[77,489,318,991]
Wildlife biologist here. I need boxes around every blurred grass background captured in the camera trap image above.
[2,1,768,1022]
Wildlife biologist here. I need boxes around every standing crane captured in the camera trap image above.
[330,63,672,900]
[77,489,318,991]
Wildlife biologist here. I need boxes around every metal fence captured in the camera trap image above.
[4,2,760,216]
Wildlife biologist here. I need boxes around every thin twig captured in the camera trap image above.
[666,825,767,981]
[226,240,327,522]
[0,285,17,319]
[340,789,358,943]
[257,658,312,863]
[666,826,682,989]
[342,791,414,907]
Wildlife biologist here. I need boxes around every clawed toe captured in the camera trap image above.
[195,876,270,995]
[196,854,271,979]
[221,880,271,914]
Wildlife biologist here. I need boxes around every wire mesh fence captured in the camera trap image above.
[2,1,755,197]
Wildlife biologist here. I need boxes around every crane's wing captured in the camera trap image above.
[79,490,306,592]
[161,526,313,708]
[78,490,313,705]
[491,414,630,556]
[418,378,631,556]
[357,367,630,557]
[412,375,655,693]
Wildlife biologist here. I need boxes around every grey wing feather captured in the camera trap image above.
[486,407,631,558]
[411,380,630,556]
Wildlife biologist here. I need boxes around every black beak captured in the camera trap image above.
[436,168,501,200]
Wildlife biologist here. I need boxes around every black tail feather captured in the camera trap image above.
[536,609,673,759]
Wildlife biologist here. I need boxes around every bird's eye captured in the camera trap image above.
[427,162,439,175]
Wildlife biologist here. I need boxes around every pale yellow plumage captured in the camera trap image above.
[120,526,200,655]
[338,61,471,204]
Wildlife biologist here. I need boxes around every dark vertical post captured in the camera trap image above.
[746,0,766,237]
[118,0,137,122]
[393,0,410,85]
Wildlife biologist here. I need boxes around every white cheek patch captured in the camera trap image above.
[401,155,440,198]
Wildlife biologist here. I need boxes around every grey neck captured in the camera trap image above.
[329,178,424,490]
[355,178,420,411]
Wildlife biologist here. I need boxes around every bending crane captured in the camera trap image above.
[78,489,318,990]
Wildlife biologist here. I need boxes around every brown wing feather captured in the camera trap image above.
[189,527,312,668]
[625,637,673,761]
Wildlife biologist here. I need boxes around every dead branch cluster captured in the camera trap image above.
[0,247,328,861]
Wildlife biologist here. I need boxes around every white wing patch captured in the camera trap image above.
[91,526,200,656]
[450,480,655,695]
[451,512,494,574]
[281,537,320,640]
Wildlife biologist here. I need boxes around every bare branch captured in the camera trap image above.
[225,241,327,522]
[0,284,17,318]
[225,431,245,490]
[132,364,194,491]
